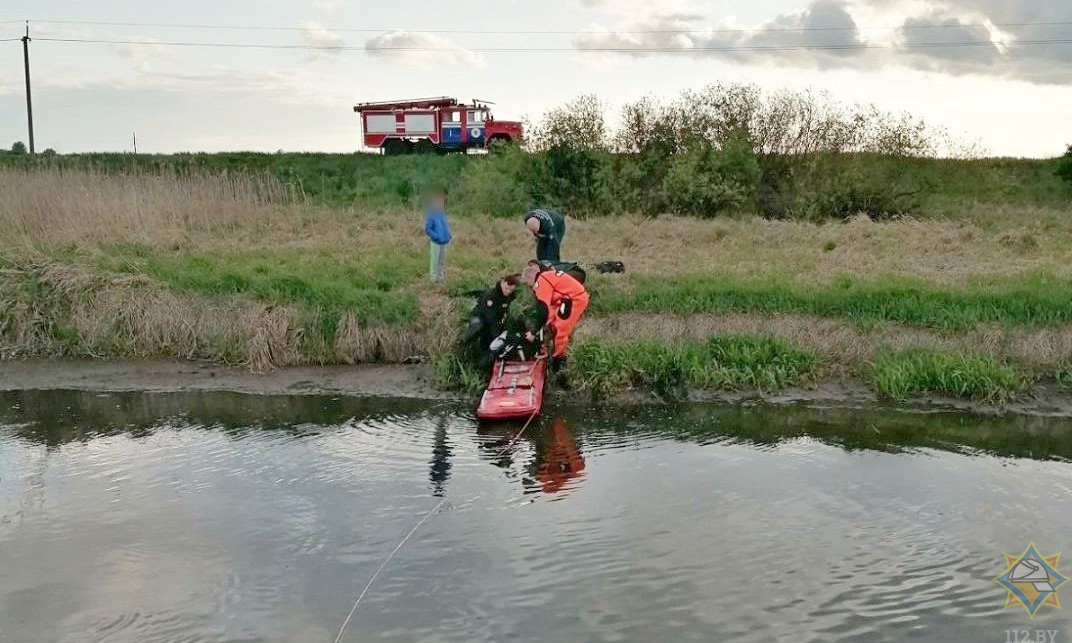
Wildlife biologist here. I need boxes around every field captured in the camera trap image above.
[1,152,1071,402]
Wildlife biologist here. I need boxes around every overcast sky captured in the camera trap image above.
[0,0,1069,157]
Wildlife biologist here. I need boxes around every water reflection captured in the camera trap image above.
[5,389,1072,463]
[476,417,587,496]
[5,389,1072,643]
[429,413,452,497]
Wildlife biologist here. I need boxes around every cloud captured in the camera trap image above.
[576,1,876,68]
[575,0,1072,84]
[575,0,695,18]
[364,31,484,68]
[897,15,1001,66]
[298,20,345,54]
[884,1,1072,83]
[115,39,171,72]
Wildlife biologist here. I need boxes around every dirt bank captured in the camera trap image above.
[5,359,1072,419]
[0,359,454,400]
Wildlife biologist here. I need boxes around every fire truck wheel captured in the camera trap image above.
[382,139,406,156]
[415,139,437,155]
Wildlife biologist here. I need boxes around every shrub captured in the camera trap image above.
[1057,145,1072,186]
[453,146,532,217]
[527,94,608,153]
[661,135,760,216]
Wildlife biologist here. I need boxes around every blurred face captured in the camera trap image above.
[525,218,541,236]
[500,280,517,297]
[428,194,445,208]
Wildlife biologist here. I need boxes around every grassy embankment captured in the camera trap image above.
[1,154,1071,402]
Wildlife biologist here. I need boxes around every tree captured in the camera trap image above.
[10,141,27,155]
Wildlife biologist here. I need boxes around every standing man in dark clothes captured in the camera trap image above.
[524,208,566,262]
[461,274,520,369]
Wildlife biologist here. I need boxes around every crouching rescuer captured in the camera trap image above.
[521,260,589,380]
[461,274,520,370]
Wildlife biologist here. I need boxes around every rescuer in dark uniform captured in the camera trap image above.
[524,208,566,262]
[461,274,520,369]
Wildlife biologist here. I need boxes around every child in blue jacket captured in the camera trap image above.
[423,187,452,283]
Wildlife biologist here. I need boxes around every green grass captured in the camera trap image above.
[868,349,1023,402]
[1056,365,1072,390]
[79,244,423,344]
[434,354,488,394]
[595,274,1072,331]
[0,152,469,209]
[2,151,1067,217]
[570,334,817,397]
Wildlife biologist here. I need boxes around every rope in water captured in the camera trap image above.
[333,406,541,643]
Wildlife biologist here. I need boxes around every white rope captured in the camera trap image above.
[333,407,540,643]
[332,496,447,643]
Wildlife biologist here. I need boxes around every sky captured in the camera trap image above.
[0,0,1069,157]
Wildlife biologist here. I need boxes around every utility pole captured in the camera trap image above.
[132,130,138,154]
[22,21,35,154]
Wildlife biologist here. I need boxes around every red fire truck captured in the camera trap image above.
[353,97,523,155]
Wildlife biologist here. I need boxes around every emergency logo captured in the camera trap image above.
[994,542,1068,618]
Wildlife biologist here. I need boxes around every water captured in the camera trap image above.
[2,390,1072,643]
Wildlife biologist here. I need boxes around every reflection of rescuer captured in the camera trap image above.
[533,417,586,494]
[524,208,566,262]
[521,260,589,377]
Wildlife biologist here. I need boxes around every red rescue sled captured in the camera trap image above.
[476,359,546,421]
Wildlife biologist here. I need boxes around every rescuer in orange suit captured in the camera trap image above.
[521,260,589,375]
[533,417,586,494]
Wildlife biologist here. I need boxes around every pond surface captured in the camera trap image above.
[2,390,1072,642]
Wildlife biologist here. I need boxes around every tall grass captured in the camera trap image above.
[868,349,1023,402]
[0,152,466,209]
[595,274,1072,331]
[0,167,295,248]
[570,334,817,397]
[1,163,1070,402]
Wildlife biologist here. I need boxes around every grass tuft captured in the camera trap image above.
[868,348,1023,402]
[434,355,487,394]
[570,334,817,397]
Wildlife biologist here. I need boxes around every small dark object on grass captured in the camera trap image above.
[594,261,625,274]
[403,355,424,365]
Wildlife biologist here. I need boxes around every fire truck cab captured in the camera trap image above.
[353,96,523,155]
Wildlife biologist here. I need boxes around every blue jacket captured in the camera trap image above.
[424,206,452,245]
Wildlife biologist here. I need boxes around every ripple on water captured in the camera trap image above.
[4,394,1072,643]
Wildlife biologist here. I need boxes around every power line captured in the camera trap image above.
[24,17,1072,36]
[32,36,1072,53]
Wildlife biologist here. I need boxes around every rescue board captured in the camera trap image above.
[476,359,546,421]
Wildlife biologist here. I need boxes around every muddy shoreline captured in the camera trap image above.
[4,358,1072,418]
